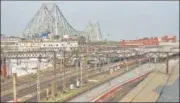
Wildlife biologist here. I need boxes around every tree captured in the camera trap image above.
[54,35,60,40]
[78,36,86,45]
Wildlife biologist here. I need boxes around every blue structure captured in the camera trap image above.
[40,33,49,38]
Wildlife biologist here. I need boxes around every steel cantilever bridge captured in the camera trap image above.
[22,3,103,41]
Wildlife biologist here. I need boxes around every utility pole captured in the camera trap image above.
[155,42,158,68]
[80,55,83,87]
[53,51,57,83]
[62,50,66,92]
[154,57,157,69]
[138,59,141,75]
[166,53,169,74]
[85,36,89,83]
[149,56,151,68]
[51,51,57,99]
[37,55,41,102]
[98,55,101,71]
[1,57,4,81]
[84,53,88,84]
[60,57,62,74]
[95,57,97,71]
[123,40,128,71]
[12,73,17,102]
[75,50,79,87]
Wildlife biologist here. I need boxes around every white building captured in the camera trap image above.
[17,41,41,51]
[1,36,22,43]
[1,36,23,51]
[40,41,78,51]
[17,41,78,51]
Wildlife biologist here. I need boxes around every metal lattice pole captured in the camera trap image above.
[80,55,83,87]
[85,36,89,83]
[137,59,141,76]
[123,40,128,71]
[52,51,57,99]
[37,55,41,102]
[166,53,169,74]
[155,57,157,69]
[62,50,66,92]
[13,73,17,102]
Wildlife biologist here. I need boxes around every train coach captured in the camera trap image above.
[111,57,149,70]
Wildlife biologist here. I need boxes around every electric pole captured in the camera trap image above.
[37,55,41,102]
[75,50,79,87]
[138,59,141,76]
[123,40,128,71]
[80,55,83,87]
[154,57,157,70]
[1,57,5,81]
[62,50,66,92]
[149,56,151,68]
[166,53,169,74]
[13,73,17,102]
[51,51,57,99]
[53,51,57,83]
[84,36,89,83]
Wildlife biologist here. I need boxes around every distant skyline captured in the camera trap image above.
[1,1,179,41]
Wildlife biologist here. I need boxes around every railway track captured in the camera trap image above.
[2,54,176,91]
[1,68,77,96]
[105,78,145,102]
[1,69,84,102]
[1,67,74,90]
[2,61,138,102]
[1,66,74,83]
[1,61,119,102]
[25,70,109,102]
[3,61,151,102]
[1,56,123,94]
[1,56,162,102]
[1,55,120,91]
[25,64,140,102]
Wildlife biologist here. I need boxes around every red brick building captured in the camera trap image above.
[119,37,159,47]
[160,35,176,42]
[119,35,176,47]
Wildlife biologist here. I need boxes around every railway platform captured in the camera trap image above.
[68,63,160,102]
[120,59,179,102]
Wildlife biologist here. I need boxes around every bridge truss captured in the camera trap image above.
[22,3,103,41]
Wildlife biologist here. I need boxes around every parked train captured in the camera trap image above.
[111,57,150,69]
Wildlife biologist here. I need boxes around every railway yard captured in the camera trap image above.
[1,2,179,102]
[1,44,179,102]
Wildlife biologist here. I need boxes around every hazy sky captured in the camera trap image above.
[1,1,179,41]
